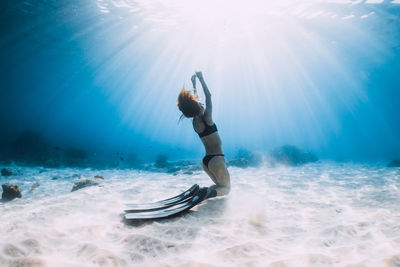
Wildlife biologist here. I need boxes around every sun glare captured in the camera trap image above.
[89,0,398,152]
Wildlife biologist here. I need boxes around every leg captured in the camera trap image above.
[206,156,231,196]
[202,163,219,185]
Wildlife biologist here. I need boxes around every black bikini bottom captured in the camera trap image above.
[203,154,224,168]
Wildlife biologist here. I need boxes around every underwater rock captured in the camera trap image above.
[167,166,181,173]
[71,179,100,192]
[228,158,247,168]
[155,155,168,168]
[270,145,318,166]
[388,160,400,167]
[1,168,14,176]
[94,175,104,179]
[228,149,262,168]
[31,182,40,190]
[2,184,22,201]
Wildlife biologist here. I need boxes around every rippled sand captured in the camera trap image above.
[1,163,400,266]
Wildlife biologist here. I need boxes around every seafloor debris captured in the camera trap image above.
[71,177,104,192]
[2,184,22,201]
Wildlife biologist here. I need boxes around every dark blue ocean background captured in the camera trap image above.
[1,0,400,166]
[2,2,400,265]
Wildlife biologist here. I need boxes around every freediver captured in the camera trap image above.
[177,72,231,198]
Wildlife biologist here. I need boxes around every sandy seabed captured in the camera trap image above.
[1,162,400,267]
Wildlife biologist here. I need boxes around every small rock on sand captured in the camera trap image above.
[71,179,100,192]
[2,184,22,201]
[31,182,40,190]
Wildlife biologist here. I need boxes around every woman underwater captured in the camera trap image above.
[177,72,231,198]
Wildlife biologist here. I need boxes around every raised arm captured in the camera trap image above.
[196,71,212,119]
[191,74,198,98]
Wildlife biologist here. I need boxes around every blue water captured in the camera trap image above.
[1,2,400,266]
[1,0,399,163]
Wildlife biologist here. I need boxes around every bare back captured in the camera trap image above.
[193,115,223,155]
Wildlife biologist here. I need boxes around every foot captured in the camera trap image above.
[201,187,217,199]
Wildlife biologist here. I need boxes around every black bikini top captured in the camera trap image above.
[194,116,218,138]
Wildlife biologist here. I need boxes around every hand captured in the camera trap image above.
[191,74,196,88]
[195,71,204,80]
